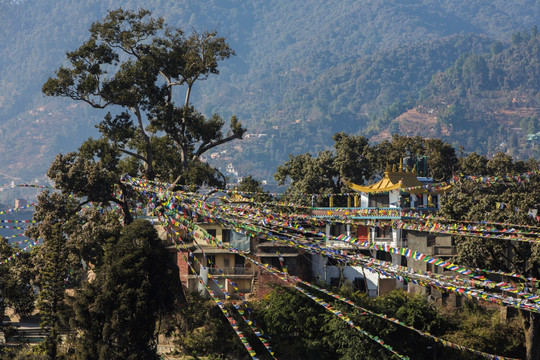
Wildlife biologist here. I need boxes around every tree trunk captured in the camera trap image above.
[523,310,540,360]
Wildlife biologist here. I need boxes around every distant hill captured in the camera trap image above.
[408,28,540,159]
[1,0,539,183]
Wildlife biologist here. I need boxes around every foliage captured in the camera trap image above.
[174,292,248,359]
[274,133,372,206]
[42,8,245,188]
[442,304,525,359]
[0,346,49,360]
[369,135,458,181]
[275,135,458,206]
[237,175,273,203]
[253,285,335,359]
[253,286,460,360]
[0,238,35,327]
[439,152,540,359]
[32,223,70,359]
[69,219,182,360]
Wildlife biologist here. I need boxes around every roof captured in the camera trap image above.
[344,163,451,194]
[223,191,253,203]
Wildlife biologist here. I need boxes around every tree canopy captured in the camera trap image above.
[439,152,540,360]
[43,8,245,189]
[40,8,246,223]
[275,134,458,206]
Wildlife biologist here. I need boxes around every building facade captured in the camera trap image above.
[310,161,455,297]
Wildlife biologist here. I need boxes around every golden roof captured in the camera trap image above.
[223,191,253,203]
[344,161,451,194]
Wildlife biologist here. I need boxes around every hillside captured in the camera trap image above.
[1,0,540,184]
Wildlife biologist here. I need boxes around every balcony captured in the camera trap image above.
[372,237,394,244]
[311,207,404,219]
[432,245,457,256]
[207,267,255,277]
[311,206,438,219]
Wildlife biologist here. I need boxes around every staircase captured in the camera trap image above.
[251,274,259,299]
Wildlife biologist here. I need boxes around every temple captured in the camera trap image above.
[310,160,459,305]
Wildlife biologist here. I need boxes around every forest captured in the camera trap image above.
[0,0,540,183]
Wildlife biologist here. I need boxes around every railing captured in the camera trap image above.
[257,244,299,254]
[311,207,439,219]
[372,237,393,244]
[207,267,255,276]
[311,207,404,219]
[433,246,457,256]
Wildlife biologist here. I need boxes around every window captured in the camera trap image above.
[330,277,340,287]
[222,229,230,243]
[353,277,366,292]
[376,251,392,262]
[427,234,436,247]
[327,257,341,266]
[330,223,348,236]
[235,254,244,267]
[207,229,217,238]
[369,194,389,207]
[376,226,391,238]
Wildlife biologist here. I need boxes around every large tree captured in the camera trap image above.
[69,219,182,360]
[369,135,458,181]
[274,132,372,206]
[274,134,458,206]
[439,152,540,360]
[43,8,245,192]
[0,237,35,335]
[25,191,85,358]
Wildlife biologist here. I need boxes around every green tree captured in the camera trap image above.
[46,140,135,224]
[274,133,373,206]
[237,175,273,203]
[443,303,525,359]
[253,286,455,360]
[439,155,540,360]
[458,152,488,175]
[69,219,182,360]
[32,223,70,359]
[0,238,35,333]
[425,138,458,181]
[42,8,245,188]
[369,135,457,180]
[175,292,248,359]
[25,191,81,359]
[332,132,372,185]
[275,151,340,206]
[254,286,334,359]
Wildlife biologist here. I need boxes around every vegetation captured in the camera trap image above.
[1,128,536,360]
[274,134,458,205]
[42,8,245,191]
[0,237,35,332]
[250,285,524,360]
[439,152,540,360]
[0,1,540,182]
[1,2,540,359]
[68,220,181,360]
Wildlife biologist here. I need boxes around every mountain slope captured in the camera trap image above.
[0,0,539,183]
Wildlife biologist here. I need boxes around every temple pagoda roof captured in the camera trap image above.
[344,161,451,194]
